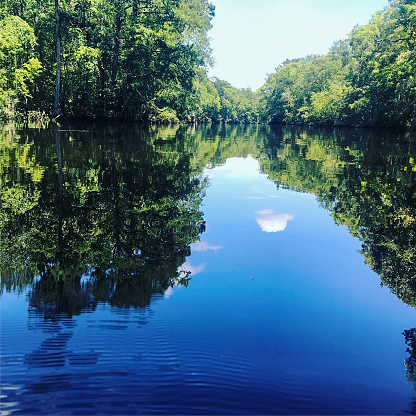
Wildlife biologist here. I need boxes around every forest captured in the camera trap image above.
[0,0,415,127]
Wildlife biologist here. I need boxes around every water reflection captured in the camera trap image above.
[405,328,416,385]
[256,209,294,232]
[404,328,416,414]
[0,123,207,316]
[260,127,416,307]
[191,240,222,252]
[1,123,415,311]
[1,122,416,414]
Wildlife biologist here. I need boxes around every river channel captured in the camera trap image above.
[1,123,415,414]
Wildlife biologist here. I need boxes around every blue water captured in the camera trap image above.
[1,124,415,415]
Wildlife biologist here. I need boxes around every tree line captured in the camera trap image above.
[0,0,415,126]
[260,0,416,128]
[0,0,260,123]
[0,0,217,122]
[196,0,416,127]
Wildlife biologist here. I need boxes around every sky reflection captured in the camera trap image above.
[256,209,294,232]
[191,241,222,252]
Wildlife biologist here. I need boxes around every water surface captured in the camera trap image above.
[1,123,416,414]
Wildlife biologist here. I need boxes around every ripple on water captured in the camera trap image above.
[1,299,400,415]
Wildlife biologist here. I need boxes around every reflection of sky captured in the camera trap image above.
[2,155,416,415]
[178,261,205,277]
[256,209,294,232]
[176,155,416,413]
[191,241,222,252]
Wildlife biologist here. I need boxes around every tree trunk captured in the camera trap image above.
[53,0,62,117]
[132,0,138,17]
[111,11,122,93]
[54,125,64,263]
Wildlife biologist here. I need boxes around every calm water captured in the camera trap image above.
[1,123,416,415]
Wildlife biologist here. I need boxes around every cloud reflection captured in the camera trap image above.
[191,241,222,252]
[256,209,294,233]
[178,262,206,278]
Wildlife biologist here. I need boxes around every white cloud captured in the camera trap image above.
[256,209,294,233]
[192,241,222,252]
[247,196,267,200]
[164,286,174,299]
[178,262,206,277]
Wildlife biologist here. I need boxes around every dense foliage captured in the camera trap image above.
[0,0,217,122]
[260,0,416,128]
[259,127,416,306]
[3,0,414,126]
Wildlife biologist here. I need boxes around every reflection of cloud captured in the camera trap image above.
[178,262,206,278]
[164,287,174,299]
[192,241,222,252]
[247,196,267,200]
[256,209,294,232]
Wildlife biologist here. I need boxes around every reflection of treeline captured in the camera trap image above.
[28,266,192,318]
[259,127,416,306]
[181,124,416,307]
[404,328,416,385]
[0,123,207,314]
[1,123,415,311]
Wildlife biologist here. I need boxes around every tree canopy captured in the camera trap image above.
[259,0,416,128]
[0,0,217,122]
[2,0,414,127]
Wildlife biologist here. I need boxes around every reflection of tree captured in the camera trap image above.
[257,127,416,402]
[0,125,45,291]
[403,329,416,416]
[259,127,416,307]
[2,123,415,310]
[3,123,416,410]
[404,328,416,386]
[0,123,207,316]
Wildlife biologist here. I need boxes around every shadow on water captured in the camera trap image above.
[1,122,416,413]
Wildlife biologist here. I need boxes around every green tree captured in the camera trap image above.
[0,0,215,121]
[192,69,220,122]
[212,77,259,123]
[0,15,42,118]
[259,0,416,128]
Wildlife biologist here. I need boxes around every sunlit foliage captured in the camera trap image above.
[260,0,416,128]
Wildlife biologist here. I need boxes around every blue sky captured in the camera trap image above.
[207,0,389,90]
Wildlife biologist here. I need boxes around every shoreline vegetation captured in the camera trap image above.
[0,0,415,128]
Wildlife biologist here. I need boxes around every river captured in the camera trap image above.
[1,122,415,414]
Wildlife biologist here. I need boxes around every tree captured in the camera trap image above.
[53,0,62,117]
[0,15,42,118]
[0,0,215,121]
[259,0,416,128]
